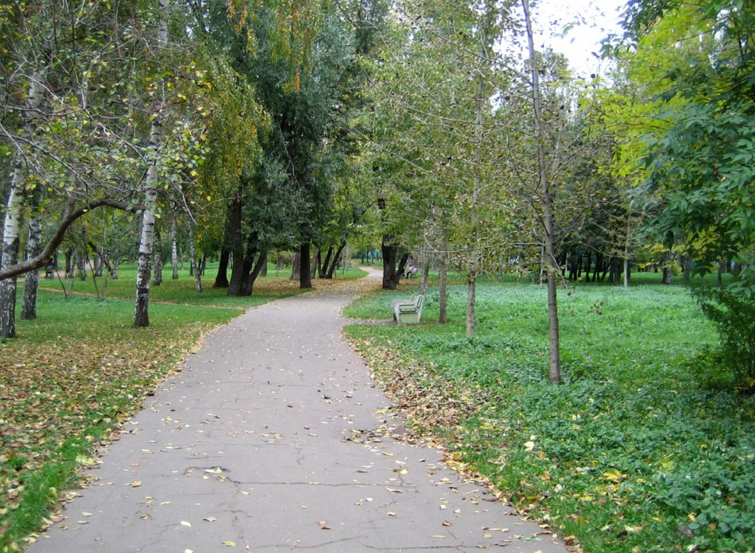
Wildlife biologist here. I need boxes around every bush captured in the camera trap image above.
[691,286,755,391]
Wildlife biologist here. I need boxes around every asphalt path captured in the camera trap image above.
[27,268,570,553]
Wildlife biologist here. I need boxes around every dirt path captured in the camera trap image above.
[27,269,569,553]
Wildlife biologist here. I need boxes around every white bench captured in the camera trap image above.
[392,294,424,324]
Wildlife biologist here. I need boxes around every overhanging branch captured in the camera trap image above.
[0,198,141,281]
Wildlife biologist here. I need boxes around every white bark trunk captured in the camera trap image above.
[171,209,179,279]
[21,210,42,320]
[134,1,169,327]
[134,120,162,327]
[0,171,23,337]
[1,73,43,337]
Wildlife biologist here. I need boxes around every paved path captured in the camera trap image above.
[28,269,569,553]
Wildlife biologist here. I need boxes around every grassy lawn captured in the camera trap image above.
[0,264,368,551]
[344,277,755,553]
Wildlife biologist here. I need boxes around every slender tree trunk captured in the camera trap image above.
[77,251,87,281]
[171,208,179,280]
[243,249,267,295]
[523,0,560,383]
[1,73,43,337]
[326,242,346,278]
[310,246,320,279]
[21,196,42,320]
[419,261,430,296]
[466,274,476,338]
[321,246,333,279]
[300,242,312,289]
[153,229,163,286]
[135,118,161,327]
[215,247,230,288]
[0,170,23,338]
[662,251,674,285]
[134,0,170,328]
[189,222,201,292]
[439,231,448,323]
[439,256,448,324]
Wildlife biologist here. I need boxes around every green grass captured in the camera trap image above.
[344,280,755,553]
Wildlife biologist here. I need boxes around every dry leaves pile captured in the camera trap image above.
[0,318,222,545]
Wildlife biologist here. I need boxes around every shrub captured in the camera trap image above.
[690,286,755,391]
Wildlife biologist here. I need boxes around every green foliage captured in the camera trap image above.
[345,280,755,552]
[690,286,755,390]
[618,0,755,290]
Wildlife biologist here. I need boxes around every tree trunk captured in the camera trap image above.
[189,221,201,292]
[0,170,23,338]
[134,0,169,328]
[439,234,448,324]
[153,231,163,286]
[243,249,267,295]
[382,237,398,290]
[321,246,333,279]
[21,200,42,321]
[77,251,88,281]
[420,260,430,296]
[466,273,476,338]
[300,242,312,289]
[326,242,347,278]
[135,118,160,327]
[524,0,560,383]
[214,247,230,288]
[310,246,320,279]
[290,250,301,280]
[228,190,245,295]
[662,251,674,285]
[1,73,43,337]
[612,255,621,286]
[170,209,179,280]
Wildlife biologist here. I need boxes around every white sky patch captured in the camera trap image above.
[533,0,627,76]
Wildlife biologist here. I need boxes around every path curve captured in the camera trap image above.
[27,269,569,553]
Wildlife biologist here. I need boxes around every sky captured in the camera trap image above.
[534,0,628,76]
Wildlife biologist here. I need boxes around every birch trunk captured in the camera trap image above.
[0,171,24,338]
[135,118,163,327]
[1,74,43,337]
[170,209,179,279]
[134,0,169,327]
[21,208,42,320]
[523,0,560,384]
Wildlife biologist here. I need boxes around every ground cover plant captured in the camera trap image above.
[344,280,755,553]
[0,266,334,551]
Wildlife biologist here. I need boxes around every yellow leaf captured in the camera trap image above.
[222,541,236,547]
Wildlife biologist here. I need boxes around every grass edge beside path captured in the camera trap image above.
[343,281,755,553]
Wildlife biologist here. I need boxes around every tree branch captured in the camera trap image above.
[0,198,141,281]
